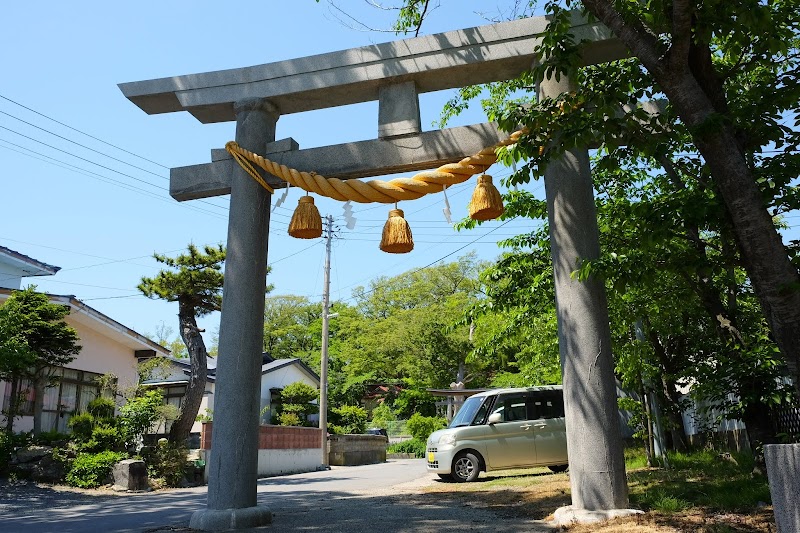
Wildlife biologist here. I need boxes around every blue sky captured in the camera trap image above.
[1,1,544,346]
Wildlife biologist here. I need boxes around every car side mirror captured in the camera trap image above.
[488,412,502,425]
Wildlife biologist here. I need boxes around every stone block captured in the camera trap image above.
[32,454,65,483]
[765,443,800,532]
[112,459,149,492]
[13,446,52,464]
[378,82,421,139]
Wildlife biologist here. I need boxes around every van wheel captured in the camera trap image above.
[437,473,453,481]
[452,452,481,482]
[548,464,568,473]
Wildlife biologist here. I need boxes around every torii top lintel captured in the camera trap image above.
[119,12,625,125]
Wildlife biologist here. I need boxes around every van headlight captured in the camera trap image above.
[438,433,456,447]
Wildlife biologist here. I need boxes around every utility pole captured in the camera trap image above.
[319,214,334,468]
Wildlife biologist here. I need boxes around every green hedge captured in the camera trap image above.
[387,438,426,458]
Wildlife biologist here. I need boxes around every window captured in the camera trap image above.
[2,379,35,416]
[2,368,103,432]
[156,385,187,433]
[530,391,565,419]
[491,394,530,422]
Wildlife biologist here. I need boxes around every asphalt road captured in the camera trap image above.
[0,459,553,532]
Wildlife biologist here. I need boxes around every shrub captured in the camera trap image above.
[331,405,367,434]
[406,413,446,441]
[142,441,188,487]
[87,397,116,421]
[81,425,125,453]
[68,413,96,441]
[277,382,319,426]
[387,438,426,458]
[34,430,70,446]
[278,412,301,427]
[119,390,163,448]
[66,451,125,488]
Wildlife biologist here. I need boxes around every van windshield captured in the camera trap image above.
[449,396,487,428]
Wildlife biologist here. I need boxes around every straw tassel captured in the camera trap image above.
[288,196,322,239]
[468,174,504,221]
[379,208,414,254]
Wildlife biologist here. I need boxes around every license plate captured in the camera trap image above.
[427,452,435,462]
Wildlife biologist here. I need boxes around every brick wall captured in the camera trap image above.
[200,422,322,450]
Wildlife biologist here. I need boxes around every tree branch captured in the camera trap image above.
[668,0,694,70]
[582,0,668,77]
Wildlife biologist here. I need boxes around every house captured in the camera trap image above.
[0,246,170,433]
[0,245,60,290]
[141,352,320,436]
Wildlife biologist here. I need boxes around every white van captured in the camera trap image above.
[426,386,568,482]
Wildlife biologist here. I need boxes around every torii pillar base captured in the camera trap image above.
[189,507,272,531]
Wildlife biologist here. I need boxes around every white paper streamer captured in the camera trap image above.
[442,185,452,224]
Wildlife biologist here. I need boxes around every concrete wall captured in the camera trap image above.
[328,434,387,466]
[200,422,322,479]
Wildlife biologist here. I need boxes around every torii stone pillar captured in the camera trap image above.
[539,73,628,510]
[189,99,277,530]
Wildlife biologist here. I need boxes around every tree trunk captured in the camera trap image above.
[583,0,800,396]
[168,302,208,444]
[659,376,689,453]
[742,401,778,453]
[4,377,19,433]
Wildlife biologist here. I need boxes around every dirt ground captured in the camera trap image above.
[420,468,777,532]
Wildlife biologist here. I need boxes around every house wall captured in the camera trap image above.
[0,264,23,290]
[259,365,319,425]
[2,315,139,433]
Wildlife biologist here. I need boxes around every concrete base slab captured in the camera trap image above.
[552,505,643,527]
[189,505,272,531]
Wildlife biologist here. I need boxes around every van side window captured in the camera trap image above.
[491,394,529,422]
[530,391,565,419]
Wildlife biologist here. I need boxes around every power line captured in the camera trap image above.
[0,96,233,214]
[0,93,169,169]
[0,139,228,220]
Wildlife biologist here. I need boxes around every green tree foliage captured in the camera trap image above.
[263,295,321,361]
[392,0,800,397]
[138,244,225,444]
[329,405,368,434]
[118,389,164,449]
[0,286,80,434]
[370,402,397,429]
[406,413,447,441]
[277,381,319,427]
[389,0,800,455]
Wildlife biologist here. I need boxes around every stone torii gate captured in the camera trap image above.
[120,13,630,530]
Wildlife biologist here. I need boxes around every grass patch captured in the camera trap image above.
[627,448,771,513]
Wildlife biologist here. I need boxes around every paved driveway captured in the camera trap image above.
[0,459,553,532]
